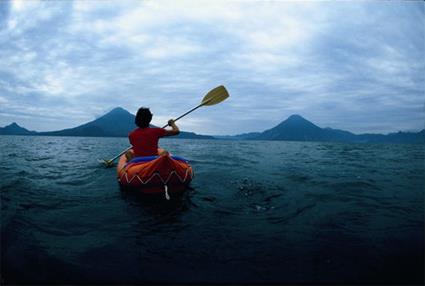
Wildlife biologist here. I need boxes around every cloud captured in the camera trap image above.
[0,0,424,135]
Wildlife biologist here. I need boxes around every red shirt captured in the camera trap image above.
[129,127,166,157]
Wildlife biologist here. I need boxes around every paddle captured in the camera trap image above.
[100,85,229,167]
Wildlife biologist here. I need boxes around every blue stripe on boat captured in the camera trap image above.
[128,156,189,164]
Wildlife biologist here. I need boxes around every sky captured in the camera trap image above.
[0,0,424,135]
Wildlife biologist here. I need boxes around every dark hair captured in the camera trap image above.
[135,107,152,128]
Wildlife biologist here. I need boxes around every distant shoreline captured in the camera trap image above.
[1,133,424,145]
[1,109,424,144]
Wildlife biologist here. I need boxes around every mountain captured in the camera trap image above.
[0,107,214,139]
[247,114,360,142]
[39,107,135,137]
[225,114,424,144]
[0,122,36,135]
[256,114,328,141]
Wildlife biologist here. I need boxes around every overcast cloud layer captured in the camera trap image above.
[0,0,424,135]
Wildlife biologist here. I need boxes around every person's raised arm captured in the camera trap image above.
[164,119,180,136]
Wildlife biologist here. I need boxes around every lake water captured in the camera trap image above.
[1,135,424,284]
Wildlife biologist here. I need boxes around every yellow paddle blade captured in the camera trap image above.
[201,85,229,106]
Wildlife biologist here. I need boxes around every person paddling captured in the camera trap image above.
[101,86,228,167]
[126,107,179,160]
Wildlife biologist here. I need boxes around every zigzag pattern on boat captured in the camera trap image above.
[119,167,193,185]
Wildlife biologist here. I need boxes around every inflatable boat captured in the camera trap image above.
[117,152,193,199]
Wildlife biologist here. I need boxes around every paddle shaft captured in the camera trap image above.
[107,101,208,163]
[106,146,131,163]
[164,101,206,127]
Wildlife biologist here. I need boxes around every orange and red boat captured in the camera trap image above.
[116,151,193,199]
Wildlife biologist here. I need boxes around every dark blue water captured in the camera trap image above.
[1,136,424,284]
